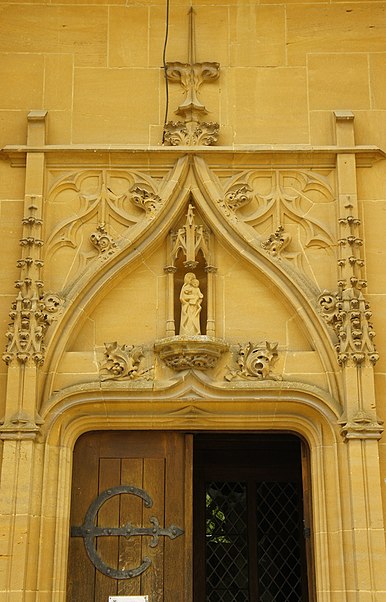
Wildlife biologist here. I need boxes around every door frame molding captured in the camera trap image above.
[34,374,346,601]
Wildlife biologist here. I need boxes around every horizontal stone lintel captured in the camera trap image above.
[1,144,384,168]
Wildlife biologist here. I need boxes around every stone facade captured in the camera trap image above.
[0,0,386,600]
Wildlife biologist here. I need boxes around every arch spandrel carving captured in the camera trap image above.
[44,167,177,292]
[40,156,341,406]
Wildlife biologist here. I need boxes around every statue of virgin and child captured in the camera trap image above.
[179,272,203,336]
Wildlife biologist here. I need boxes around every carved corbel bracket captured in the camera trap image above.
[155,336,228,371]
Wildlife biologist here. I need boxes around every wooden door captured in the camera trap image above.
[67,431,192,602]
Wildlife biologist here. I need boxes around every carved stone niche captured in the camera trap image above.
[155,203,228,370]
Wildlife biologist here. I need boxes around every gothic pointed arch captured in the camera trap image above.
[40,156,340,406]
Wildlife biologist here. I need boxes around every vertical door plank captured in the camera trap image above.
[95,457,121,601]
[67,434,99,602]
[164,433,187,602]
[118,458,144,596]
[141,456,165,602]
[183,435,194,602]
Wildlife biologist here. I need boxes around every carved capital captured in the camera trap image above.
[164,265,177,274]
[339,410,384,441]
[0,410,43,440]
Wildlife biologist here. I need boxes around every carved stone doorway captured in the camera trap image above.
[193,434,313,602]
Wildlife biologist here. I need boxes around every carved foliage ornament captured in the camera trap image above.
[318,279,378,367]
[225,341,280,381]
[130,185,162,217]
[90,224,117,256]
[261,226,291,259]
[163,121,219,146]
[3,199,64,367]
[100,342,152,381]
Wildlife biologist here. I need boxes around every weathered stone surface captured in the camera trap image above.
[0,2,386,601]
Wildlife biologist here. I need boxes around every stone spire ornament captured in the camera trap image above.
[163,7,220,146]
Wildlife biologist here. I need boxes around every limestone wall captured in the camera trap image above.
[0,1,386,599]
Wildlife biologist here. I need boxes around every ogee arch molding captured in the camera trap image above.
[41,156,341,405]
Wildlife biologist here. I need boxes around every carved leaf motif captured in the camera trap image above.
[225,341,280,381]
[317,284,378,367]
[163,121,219,146]
[100,342,151,381]
[219,169,335,280]
[163,122,190,146]
[261,226,291,259]
[129,186,162,217]
[45,169,163,289]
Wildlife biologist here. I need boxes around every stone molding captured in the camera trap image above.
[2,145,384,169]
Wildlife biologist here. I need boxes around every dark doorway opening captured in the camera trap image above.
[193,434,312,602]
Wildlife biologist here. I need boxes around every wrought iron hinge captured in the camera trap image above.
[71,485,184,579]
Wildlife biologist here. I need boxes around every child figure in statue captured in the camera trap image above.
[179,272,203,336]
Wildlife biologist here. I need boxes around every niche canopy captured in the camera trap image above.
[155,204,228,371]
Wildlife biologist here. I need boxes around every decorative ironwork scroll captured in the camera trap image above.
[71,485,184,579]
